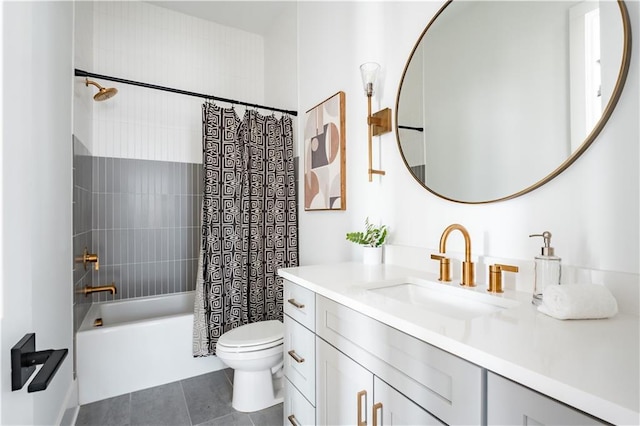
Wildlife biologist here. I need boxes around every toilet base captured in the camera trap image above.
[231,368,284,412]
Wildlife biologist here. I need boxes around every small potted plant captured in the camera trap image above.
[346,217,388,264]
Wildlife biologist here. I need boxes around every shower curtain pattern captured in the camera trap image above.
[193,103,298,356]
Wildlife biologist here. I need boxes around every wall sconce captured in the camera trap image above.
[360,62,392,182]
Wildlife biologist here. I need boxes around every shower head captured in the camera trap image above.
[85,78,118,101]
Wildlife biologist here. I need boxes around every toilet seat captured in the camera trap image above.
[215,319,285,412]
[217,320,283,353]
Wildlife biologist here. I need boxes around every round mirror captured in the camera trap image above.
[396,0,631,203]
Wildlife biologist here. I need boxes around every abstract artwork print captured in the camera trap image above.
[303,91,346,210]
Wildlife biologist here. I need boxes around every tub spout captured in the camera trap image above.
[82,283,117,297]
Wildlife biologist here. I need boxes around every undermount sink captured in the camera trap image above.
[368,278,519,321]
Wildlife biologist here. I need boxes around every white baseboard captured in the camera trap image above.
[56,378,79,426]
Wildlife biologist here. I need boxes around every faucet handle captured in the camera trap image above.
[488,263,519,293]
[76,247,99,271]
[430,254,451,282]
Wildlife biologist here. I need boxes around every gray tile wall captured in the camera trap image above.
[73,136,94,333]
[72,147,298,330]
[91,157,202,302]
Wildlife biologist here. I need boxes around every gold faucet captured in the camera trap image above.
[488,264,519,293]
[430,254,451,282]
[82,283,117,297]
[76,247,99,271]
[438,224,475,287]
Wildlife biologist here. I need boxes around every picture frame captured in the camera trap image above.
[303,91,346,210]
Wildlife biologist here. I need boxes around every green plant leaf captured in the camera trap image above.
[346,217,388,247]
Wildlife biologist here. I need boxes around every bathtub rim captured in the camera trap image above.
[78,290,196,333]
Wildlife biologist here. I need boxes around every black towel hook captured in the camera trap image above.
[11,333,68,392]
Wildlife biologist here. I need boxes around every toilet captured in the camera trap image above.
[216,320,284,412]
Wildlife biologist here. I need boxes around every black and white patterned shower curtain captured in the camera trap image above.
[193,103,298,357]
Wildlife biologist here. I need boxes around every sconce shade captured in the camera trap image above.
[360,62,391,182]
[360,62,380,96]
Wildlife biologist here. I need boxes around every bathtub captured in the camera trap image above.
[76,291,225,404]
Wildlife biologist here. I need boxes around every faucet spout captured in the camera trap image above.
[439,224,475,287]
[82,283,117,297]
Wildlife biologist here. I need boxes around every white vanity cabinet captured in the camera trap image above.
[284,281,316,425]
[487,372,606,425]
[374,377,443,426]
[284,378,315,426]
[316,337,442,426]
[316,338,373,425]
[279,263,634,425]
[316,295,481,425]
[316,338,442,426]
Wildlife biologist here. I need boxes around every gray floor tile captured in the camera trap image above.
[223,368,234,385]
[195,412,253,426]
[75,394,130,426]
[130,381,191,426]
[181,370,234,425]
[248,404,283,426]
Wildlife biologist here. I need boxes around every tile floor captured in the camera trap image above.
[75,369,283,426]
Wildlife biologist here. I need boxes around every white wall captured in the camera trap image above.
[264,3,298,116]
[297,1,638,310]
[73,0,94,151]
[264,3,298,157]
[297,1,367,265]
[89,1,266,163]
[2,2,74,424]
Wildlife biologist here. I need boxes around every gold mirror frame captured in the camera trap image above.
[395,0,632,204]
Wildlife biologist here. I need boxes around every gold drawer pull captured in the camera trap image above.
[288,298,305,309]
[288,414,300,426]
[373,402,383,426]
[288,350,305,363]
[357,390,367,426]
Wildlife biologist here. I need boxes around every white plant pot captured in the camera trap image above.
[362,246,383,265]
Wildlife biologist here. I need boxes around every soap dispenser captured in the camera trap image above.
[529,231,561,305]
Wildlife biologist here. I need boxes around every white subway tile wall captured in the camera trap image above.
[91,1,265,163]
[74,1,94,151]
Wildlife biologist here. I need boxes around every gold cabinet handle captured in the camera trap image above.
[287,414,300,426]
[488,263,519,293]
[357,390,367,426]
[372,402,383,426]
[287,298,305,309]
[288,350,305,364]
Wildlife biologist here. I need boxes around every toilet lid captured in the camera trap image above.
[217,320,283,349]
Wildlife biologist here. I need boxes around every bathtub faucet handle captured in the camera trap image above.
[76,247,99,271]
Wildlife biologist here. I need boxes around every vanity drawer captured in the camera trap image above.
[284,280,315,331]
[284,314,316,404]
[284,378,315,426]
[316,295,482,425]
[487,372,606,425]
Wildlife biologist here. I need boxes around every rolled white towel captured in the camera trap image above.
[538,284,618,320]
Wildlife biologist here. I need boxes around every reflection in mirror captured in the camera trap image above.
[396,1,630,203]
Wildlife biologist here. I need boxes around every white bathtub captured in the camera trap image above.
[76,291,225,404]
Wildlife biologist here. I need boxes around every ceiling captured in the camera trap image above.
[146,1,292,36]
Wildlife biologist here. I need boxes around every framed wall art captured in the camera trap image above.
[303,91,346,210]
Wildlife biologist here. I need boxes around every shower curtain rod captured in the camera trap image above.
[75,69,298,116]
[398,125,424,132]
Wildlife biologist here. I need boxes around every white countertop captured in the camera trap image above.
[278,262,639,425]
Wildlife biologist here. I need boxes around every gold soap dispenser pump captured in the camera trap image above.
[529,231,561,305]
